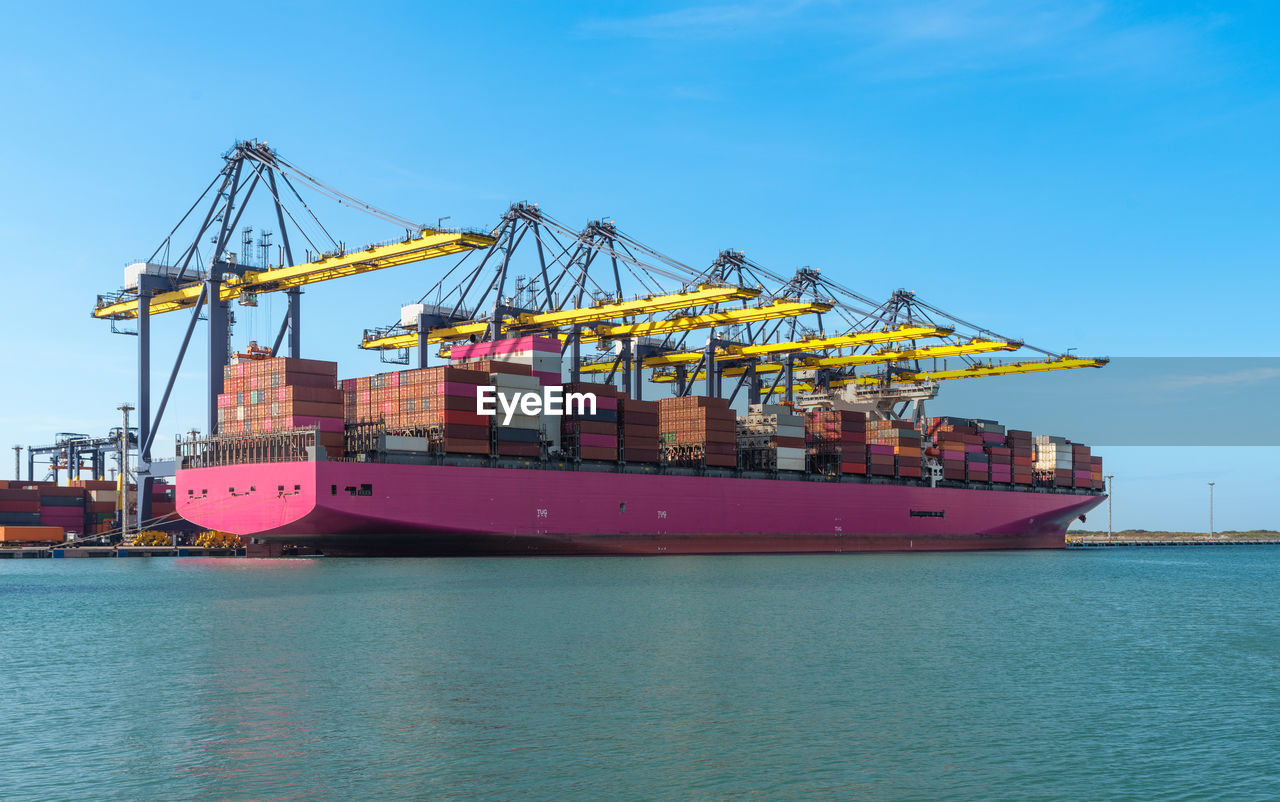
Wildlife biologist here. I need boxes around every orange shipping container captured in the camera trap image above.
[0,526,65,543]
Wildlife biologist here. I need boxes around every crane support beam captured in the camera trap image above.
[579,300,831,343]
[508,284,760,330]
[94,230,496,320]
[797,338,1020,369]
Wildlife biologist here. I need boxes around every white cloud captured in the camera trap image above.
[578,0,1216,81]
[1159,366,1280,391]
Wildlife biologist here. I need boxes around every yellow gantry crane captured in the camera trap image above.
[94,229,495,320]
[360,284,764,349]
[92,140,500,536]
[587,323,958,373]
[755,355,1110,394]
[360,294,822,350]
[837,355,1109,385]
[578,299,832,343]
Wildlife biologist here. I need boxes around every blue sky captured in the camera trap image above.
[1,0,1276,530]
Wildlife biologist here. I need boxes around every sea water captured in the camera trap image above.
[2,549,1277,800]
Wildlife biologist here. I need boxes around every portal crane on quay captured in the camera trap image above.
[359,205,1107,416]
[91,141,496,531]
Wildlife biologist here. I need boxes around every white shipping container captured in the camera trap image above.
[384,435,430,452]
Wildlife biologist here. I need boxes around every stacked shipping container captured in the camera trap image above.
[490,367,544,458]
[805,409,868,475]
[450,336,562,386]
[618,397,660,463]
[657,396,736,467]
[219,356,345,459]
[0,480,175,538]
[1034,435,1073,487]
[343,366,491,455]
[1005,430,1035,486]
[737,404,806,471]
[867,420,923,479]
[561,382,620,461]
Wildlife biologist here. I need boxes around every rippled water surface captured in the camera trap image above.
[2,549,1278,800]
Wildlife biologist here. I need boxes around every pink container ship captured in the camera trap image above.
[174,347,1106,557]
[176,459,1104,557]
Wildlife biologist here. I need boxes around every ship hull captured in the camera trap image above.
[176,461,1105,557]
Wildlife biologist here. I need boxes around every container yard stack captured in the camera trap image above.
[220,355,345,459]
[1005,430,1035,486]
[72,479,118,534]
[38,486,86,535]
[1071,442,1093,489]
[736,404,806,472]
[1034,435,1072,486]
[657,396,737,468]
[344,366,491,455]
[867,419,923,479]
[450,335,562,386]
[0,483,41,529]
[618,397,660,463]
[972,420,1011,485]
[805,409,868,476]
[561,382,619,461]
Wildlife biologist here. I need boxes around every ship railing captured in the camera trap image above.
[177,428,321,469]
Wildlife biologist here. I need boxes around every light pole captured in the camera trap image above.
[1208,482,1215,538]
[1106,474,1115,540]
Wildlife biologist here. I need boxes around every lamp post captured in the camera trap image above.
[1208,482,1215,538]
[1106,474,1115,540]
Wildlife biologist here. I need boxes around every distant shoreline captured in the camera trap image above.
[1068,530,1280,545]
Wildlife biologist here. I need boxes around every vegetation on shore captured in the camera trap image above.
[1068,529,1280,543]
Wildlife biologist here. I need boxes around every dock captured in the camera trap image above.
[0,546,243,559]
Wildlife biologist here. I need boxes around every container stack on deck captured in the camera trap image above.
[923,417,972,481]
[450,336,562,386]
[1089,455,1104,490]
[343,365,490,454]
[658,396,736,467]
[561,382,619,461]
[805,409,868,475]
[618,397,660,463]
[1005,429,1035,485]
[971,420,1009,484]
[736,404,806,471]
[219,356,345,459]
[867,420,923,479]
[488,365,543,458]
[1034,435,1072,487]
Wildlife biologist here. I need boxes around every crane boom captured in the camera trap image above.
[797,338,1020,369]
[360,284,767,350]
[578,300,832,343]
[509,284,761,330]
[735,325,954,357]
[94,230,496,320]
[833,356,1109,386]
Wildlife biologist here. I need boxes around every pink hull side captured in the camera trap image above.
[176,461,1105,557]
